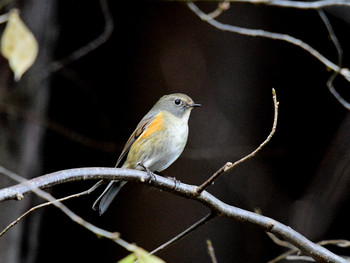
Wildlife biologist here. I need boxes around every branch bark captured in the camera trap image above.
[0,166,347,263]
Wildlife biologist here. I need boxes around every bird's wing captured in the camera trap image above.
[115,112,159,167]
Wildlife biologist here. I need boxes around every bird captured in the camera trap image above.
[92,93,201,215]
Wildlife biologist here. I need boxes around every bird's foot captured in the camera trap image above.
[137,162,156,184]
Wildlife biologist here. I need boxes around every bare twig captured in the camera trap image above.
[0,181,103,238]
[268,237,350,263]
[150,212,216,255]
[205,1,231,20]
[0,12,9,24]
[41,0,113,79]
[207,239,218,263]
[319,239,350,248]
[187,2,350,83]
[286,255,315,261]
[192,0,350,9]
[0,165,347,263]
[0,166,135,252]
[196,162,232,194]
[196,88,278,193]
[266,232,296,250]
[318,9,350,110]
[0,101,119,153]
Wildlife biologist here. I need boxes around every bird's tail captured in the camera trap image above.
[92,180,127,215]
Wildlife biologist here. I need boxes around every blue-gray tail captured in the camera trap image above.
[92,180,127,215]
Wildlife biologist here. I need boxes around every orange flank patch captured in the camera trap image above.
[139,112,164,139]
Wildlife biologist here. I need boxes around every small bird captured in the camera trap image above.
[92,93,201,215]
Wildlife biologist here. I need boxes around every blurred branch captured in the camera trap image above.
[318,9,350,109]
[0,165,347,263]
[0,181,103,238]
[0,102,119,153]
[193,0,350,9]
[187,2,350,86]
[196,88,278,194]
[0,12,9,24]
[205,1,231,20]
[267,232,350,263]
[43,0,113,78]
[206,239,218,263]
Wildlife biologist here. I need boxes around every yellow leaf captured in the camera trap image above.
[1,9,38,81]
[117,254,136,263]
[118,248,166,263]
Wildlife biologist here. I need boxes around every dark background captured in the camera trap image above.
[1,1,350,262]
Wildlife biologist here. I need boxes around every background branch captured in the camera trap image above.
[187,2,350,83]
[193,0,350,9]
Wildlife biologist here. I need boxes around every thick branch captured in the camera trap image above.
[0,167,346,263]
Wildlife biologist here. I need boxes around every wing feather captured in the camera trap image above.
[115,113,158,167]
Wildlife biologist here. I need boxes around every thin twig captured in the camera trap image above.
[187,2,350,83]
[150,212,217,255]
[40,0,113,80]
[286,255,314,261]
[196,88,278,193]
[205,1,231,20]
[0,12,9,24]
[0,101,119,153]
[207,239,218,263]
[266,232,296,250]
[0,166,136,252]
[195,0,350,9]
[268,249,299,263]
[0,181,103,238]
[319,239,350,248]
[318,9,350,110]
[268,238,350,263]
[196,162,232,194]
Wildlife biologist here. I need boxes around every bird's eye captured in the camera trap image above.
[174,99,182,105]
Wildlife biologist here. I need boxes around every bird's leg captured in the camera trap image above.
[137,162,156,184]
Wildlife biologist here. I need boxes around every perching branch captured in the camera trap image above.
[0,89,347,262]
[0,166,136,252]
[0,181,103,238]
[0,165,347,262]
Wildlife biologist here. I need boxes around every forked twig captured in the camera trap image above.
[0,166,135,252]
[0,181,103,238]
[187,2,350,88]
[196,88,278,193]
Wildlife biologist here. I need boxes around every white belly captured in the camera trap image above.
[143,115,189,172]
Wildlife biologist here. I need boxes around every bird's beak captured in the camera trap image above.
[189,103,201,108]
